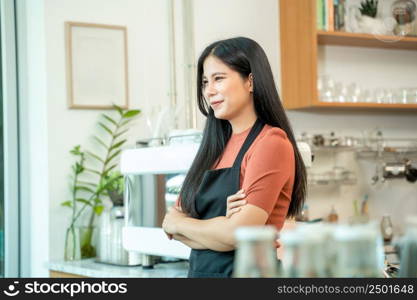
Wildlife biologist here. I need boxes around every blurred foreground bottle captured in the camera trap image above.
[399,216,417,278]
[332,222,384,277]
[280,224,332,277]
[233,226,280,278]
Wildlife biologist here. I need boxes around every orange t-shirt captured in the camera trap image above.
[176,124,295,231]
[213,124,295,230]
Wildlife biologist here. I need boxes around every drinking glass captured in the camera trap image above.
[384,88,394,104]
[410,88,417,104]
[347,83,361,103]
[393,88,408,104]
[375,88,386,104]
[319,75,336,102]
[361,89,373,103]
[334,82,348,103]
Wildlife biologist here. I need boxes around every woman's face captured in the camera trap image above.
[202,55,253,121]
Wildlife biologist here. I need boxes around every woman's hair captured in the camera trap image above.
[179,37,306,219]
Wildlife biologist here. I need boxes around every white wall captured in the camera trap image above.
[45,0,173,262]
[41,0,417,263]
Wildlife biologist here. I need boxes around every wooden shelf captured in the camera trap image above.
[317,30,417,50]
[285,101,417,111]
[279,0,417,110]
[314,102,417,109]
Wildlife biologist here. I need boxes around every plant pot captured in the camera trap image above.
[64,225,97,261]
[358,15,394,35]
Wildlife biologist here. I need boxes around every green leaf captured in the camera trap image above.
[104,164,118,175]
[114,128,129,140]
[120,118,132,127]
[75,162,84,174]
[77,180,97,187]
[94,205,105,216]
[94,198,103,204]
[123,110,141,119]
[61,201,73,207]
[106,149,122,165]
[102,113,117,126]
[85,168,101,176]
[70,145,82,155]
[99,122,113,136]
[110,139,127,151]
[93,136,108,150]
[113,104,124,116]
[75,186,95,194]
[85,151,104,163]
[76,198,92,206]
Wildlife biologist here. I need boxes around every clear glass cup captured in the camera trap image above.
[319,75,336,102]
[392,88,408,104]
[410,88,417,104]
[361,89,373,103]
[334,82,348,103]
[375,88,386,104]
[347,83,361,103]
[384,88,394,104]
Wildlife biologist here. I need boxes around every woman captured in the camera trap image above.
[162,37,306,278]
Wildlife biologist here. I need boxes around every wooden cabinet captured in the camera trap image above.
[279,0,417,110]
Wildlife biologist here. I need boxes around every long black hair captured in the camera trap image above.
[179,37,306,219]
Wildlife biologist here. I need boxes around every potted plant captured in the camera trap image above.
[62,104,140,260]
[355,0,394,35]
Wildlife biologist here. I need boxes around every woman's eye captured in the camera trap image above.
[214,77,224,81]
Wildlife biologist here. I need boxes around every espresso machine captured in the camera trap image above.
[121,143,199,268]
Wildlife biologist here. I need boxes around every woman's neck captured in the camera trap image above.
[229,110,257,134]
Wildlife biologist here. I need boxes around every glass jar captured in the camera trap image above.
[392,0,417,36]
[233,226,280,278]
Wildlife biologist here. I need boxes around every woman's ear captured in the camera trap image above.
[248,73,254,93]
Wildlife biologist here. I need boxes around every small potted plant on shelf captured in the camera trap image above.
[351,0,394,35]
[62,104,140,261]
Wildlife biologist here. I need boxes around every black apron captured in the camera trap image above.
[188,119,265,278]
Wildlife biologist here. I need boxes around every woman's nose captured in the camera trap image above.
[205,82,217,96]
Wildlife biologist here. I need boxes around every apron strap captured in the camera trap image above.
[232,118,265,169]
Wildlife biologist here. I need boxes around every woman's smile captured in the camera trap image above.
[210,100,224,110]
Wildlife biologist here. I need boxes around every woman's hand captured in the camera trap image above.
[226,189,247,218]
[162,205,187,236]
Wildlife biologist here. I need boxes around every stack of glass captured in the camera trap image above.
[318,75,417,104]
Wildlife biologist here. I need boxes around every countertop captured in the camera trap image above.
[48,259,189,278]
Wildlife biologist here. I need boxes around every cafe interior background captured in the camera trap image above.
[1,0,417,277]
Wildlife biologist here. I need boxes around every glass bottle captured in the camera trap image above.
[328,205,339,223]
[380,215,394,243]
[332,222,384,277]
[233,226,280,278]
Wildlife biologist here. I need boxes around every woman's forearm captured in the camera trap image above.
[177,216,236,252]
[172,234,207,250]
[175,204,269,252]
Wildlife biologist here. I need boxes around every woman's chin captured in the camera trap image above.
[213,110,228,120]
